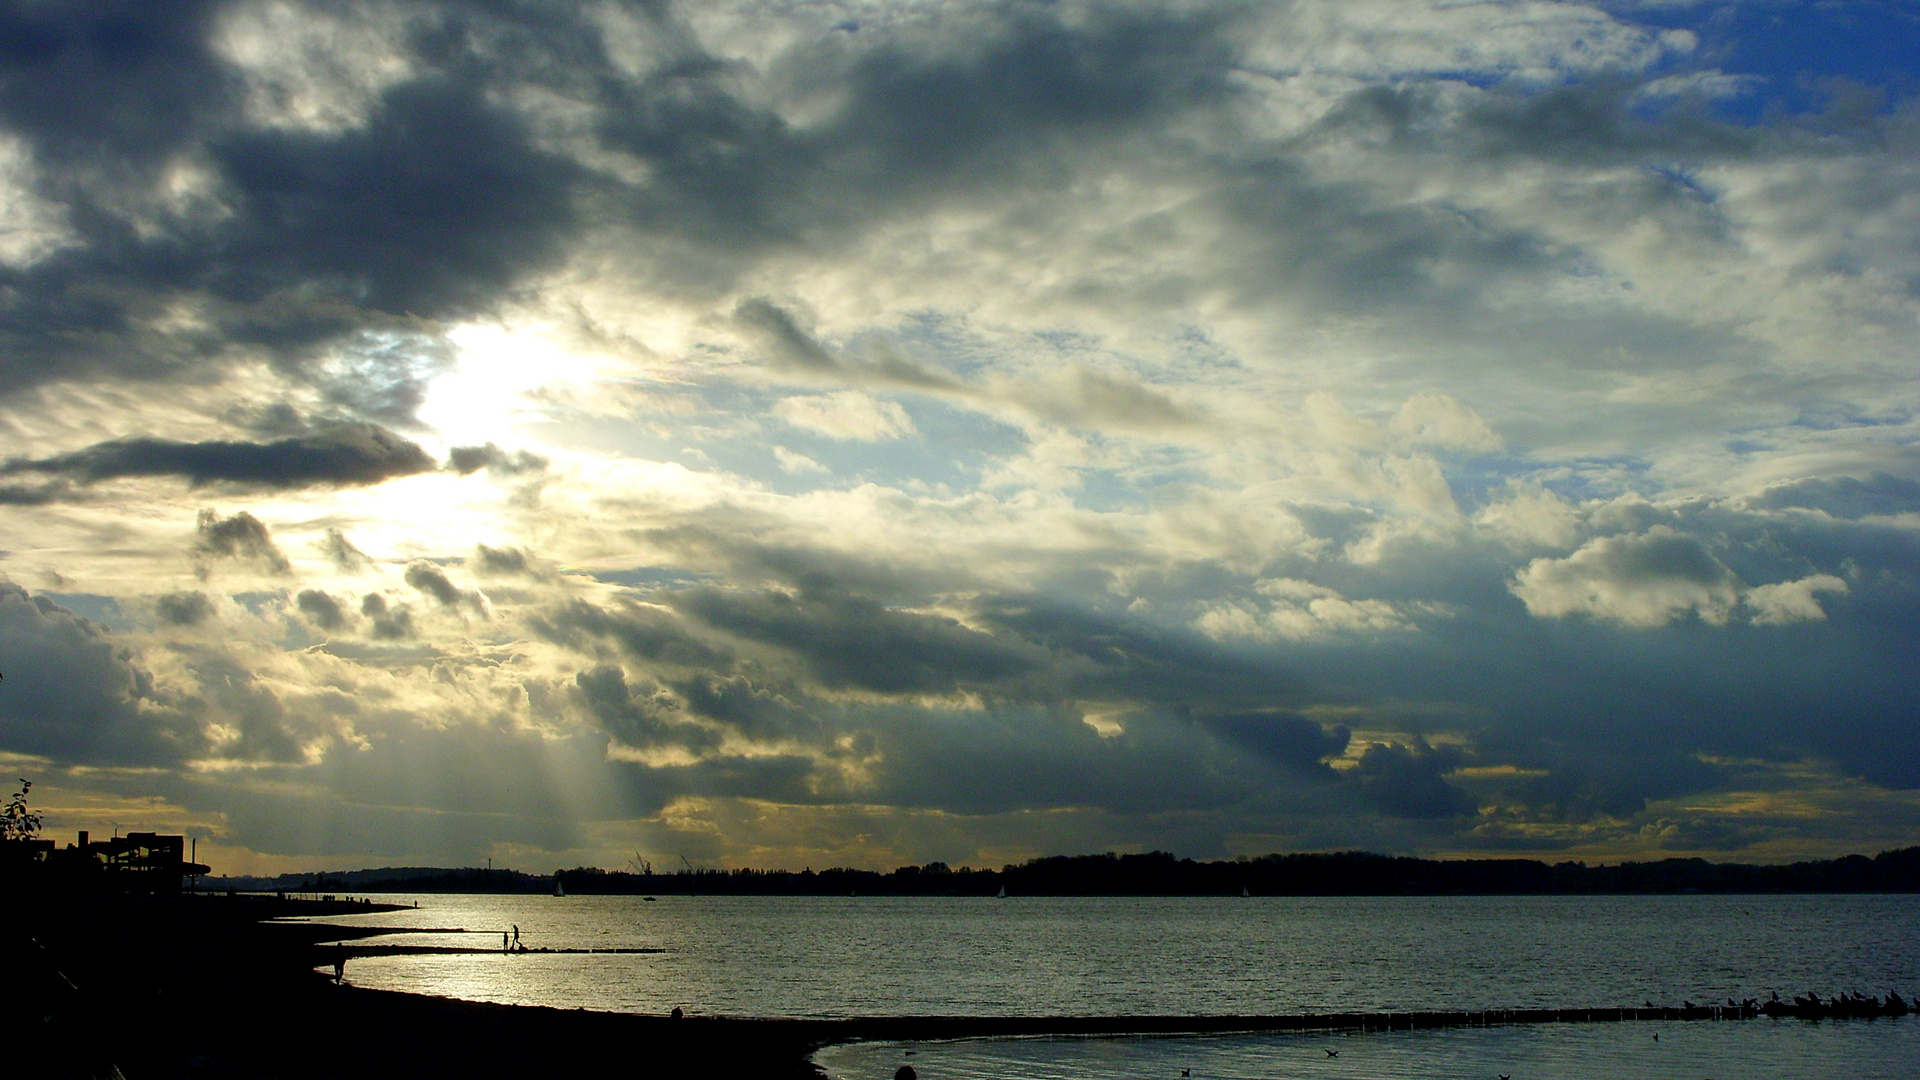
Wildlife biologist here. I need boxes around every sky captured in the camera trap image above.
[1,0,1917,875]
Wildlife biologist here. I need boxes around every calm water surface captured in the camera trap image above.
[315,893,1918,1077]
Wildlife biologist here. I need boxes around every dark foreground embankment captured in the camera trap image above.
[7,893,825,1080]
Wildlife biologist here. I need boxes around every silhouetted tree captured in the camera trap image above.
[2,778,42,841]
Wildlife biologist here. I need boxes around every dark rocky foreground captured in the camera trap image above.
[6,893,1909,1079]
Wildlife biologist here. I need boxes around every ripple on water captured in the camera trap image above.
[813,1017,1920,1080]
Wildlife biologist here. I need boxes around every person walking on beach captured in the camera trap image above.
[512,924,520,951]
[503,931,510,953]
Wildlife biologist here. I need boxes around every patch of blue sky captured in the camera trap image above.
[229,591,283,616]
[1067,468,1157,514]
[39,593,122,628]
[876,311,1006,382]
[1444,454,1553,512]
[1639,162,1716,202]
[1788,406,1917,431]
[582,567,705,590]
[1608,0,1920,123]
[1553,455,1657,501]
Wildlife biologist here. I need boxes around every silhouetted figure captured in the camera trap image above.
[1325,1048,1339,1058]
[894,1067,916,1080]
[670,1006,683,1019]
[512,924,520,950]
[503,932,510,953]
[332,946,346,983]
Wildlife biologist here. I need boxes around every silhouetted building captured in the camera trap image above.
[1,830,209,895]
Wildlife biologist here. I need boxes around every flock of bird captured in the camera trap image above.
[1644,989,1911,1020]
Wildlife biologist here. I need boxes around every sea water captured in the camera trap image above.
[314,893,1919,1077]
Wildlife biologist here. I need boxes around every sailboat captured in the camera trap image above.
[996,885,1007,899]
[554,877,566,897]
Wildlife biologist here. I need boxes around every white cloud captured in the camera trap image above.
[1745,574,1848,626]
[1475,483,1582,550]
[772,391,918,441]
[1390,391,1503,453]
[1195,578,1413,642]
[773,446,827,474]
[1511,526,1739,627]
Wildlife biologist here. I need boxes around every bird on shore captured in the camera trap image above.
[1325,1048,1339,1058]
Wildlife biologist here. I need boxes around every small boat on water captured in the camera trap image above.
[996,886,1007,899]
[554,879,566,897]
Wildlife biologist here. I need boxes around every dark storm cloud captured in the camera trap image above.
[0,584,202,766]
[734,297,836,371]
[0,2,224,166]
[403,560,480,612]
[637,523,949,599]
[1197,712,1350,774]
[473,544,534,576]
[193,509,289,575]
[1349,740,1472,819]
[2,423,434,490]
[670,583,1046,695]
[977,596,1299,707]
[447,443,549,475]
[0,5,581,400]
[363,592,415,640]
[585,0,1245,280]
[210,74,583,317]
[318,527,374,572]
[669,671,824,743]
[154,590,214,626]
[528,596,732,669]
[295,588,348,631]
[573,663,721,753]
[0,479,71,505]
[1749,473,1920,519]
[733,298,963,390]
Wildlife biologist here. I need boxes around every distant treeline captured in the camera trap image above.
[205,846,1920,897]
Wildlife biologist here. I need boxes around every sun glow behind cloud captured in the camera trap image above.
[419,323,604,448]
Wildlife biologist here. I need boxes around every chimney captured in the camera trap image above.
[78,830,89,848]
